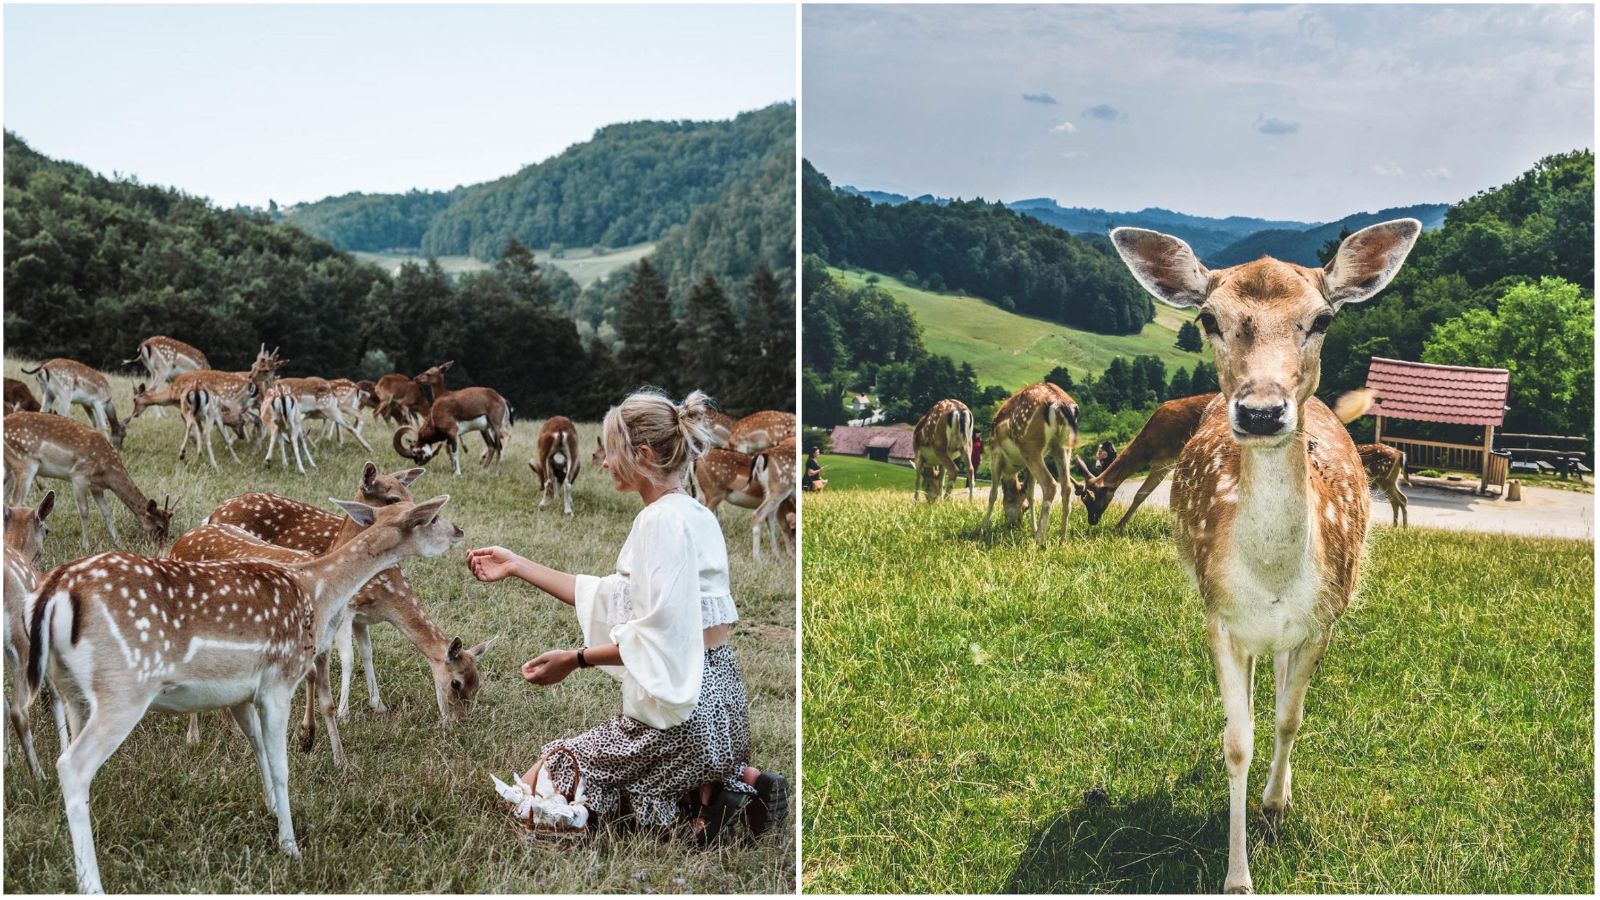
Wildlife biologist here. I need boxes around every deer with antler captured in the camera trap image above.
[372,369,434,427]
[5,490,64,779]
[981,382,1079,544]
[202,463,493,725]
[1358,443,1410,528]
[21,359,128,450]
[3,412,174,550]
[1110,219,1422,893]
[529,416,581,516]
[124,336,209,417]
[25,493,461,893]
[912,398,975,501]
[394,362,512,475]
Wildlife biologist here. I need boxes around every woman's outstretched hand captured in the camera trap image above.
[467,546,524,583]
[522,649,579,686]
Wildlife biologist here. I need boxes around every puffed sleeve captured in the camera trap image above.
[573,573,627,683]
[610,510,704,728]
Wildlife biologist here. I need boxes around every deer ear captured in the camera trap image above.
[441,360,455,371]
[447,636,464,661]
[404,495,450,527]
[1110,227,1211,308]
[332,498,379,527]
[38,490,56,521]
[395,467,426,486]
[1322,219,1422,308]
[362,461,378,487]
[467,636,499,659]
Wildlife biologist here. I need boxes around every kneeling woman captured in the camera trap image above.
[467,390,787,844]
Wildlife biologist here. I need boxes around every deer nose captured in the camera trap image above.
[1233,402,1287,435]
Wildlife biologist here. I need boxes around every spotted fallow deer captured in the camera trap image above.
[5,377,42,414]
[394,386,512,476]
[694,448,796,543]
[912,398,975,501]
[705,409,736,448]
[529,417,581,516]
[202,465,491,725]
[323,378,372,446]
[21,359,127,450]
[1358,443,1411,528]
[5,490,62,779]
[725,410,796,454]
[981,382,1079,544]
[169,346,283,469]
[124,336,208,417]
[25,494,461,893]
[1075,393,1215,530]
[747,436,796,561]
[272,377,372,451]
[3,413,174,549]
[1110,219,1422,894]
[260,385,317,475]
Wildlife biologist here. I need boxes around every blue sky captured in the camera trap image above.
[5,4,795,207]
[803,4,1593,221]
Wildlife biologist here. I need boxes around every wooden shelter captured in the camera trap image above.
[1364,357,1511,494]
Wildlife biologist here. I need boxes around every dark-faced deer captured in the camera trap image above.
[1111,219,1421,893]
[394,385,512,476]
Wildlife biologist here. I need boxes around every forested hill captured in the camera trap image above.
[803,161,1154,335]
[1208,203,1450,267]
[283,103,794,259]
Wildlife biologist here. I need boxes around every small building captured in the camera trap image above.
[829,425,915,463]
[1364,357,1511,494]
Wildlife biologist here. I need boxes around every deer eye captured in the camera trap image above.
[451,679,463,693]
[1308,313,1333,335]
[1196,311,1222,337]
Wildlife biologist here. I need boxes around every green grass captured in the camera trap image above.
[831,268,1211,390]
[354,242,655,288]
[814,454,994,495]
[800,490,1593,893]
[3,360,794,893]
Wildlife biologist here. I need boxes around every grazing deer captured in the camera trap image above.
[981,383,1079,544]
[125,336,208,417]
[1075,393,1214,530]
[5,377,42,413]
[694,448,796,543]
[21,359,127,450]
[373,365,443,427]
[747,436,796,561]
[912,399,975,501]
[1358,443,1410,528]
[26,494,461,893]
[705,409,736,448]
[3,412,174,549]
[202,464,491,724]
[167,346,284,469]
[726,410,797,454]
[5,490,62,779]
[394,386,512,476]
[529,417,581,515]
[1110,219,1421,893]
[260,386,317,475]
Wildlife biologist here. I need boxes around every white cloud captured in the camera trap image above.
[1422,167,1452,181]
[1371,162,1406,178]
[1050,121,1077,134]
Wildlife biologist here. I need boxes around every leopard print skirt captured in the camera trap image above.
[538,644,756,828]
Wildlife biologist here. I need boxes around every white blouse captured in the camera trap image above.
[572,494,738,729]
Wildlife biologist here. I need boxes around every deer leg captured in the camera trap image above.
[335,614,354,718]
[1052,446,1072,544]
[90,490,122,546]
[356,622,386,713]
[1023,454,1055,546]
[448,435,462,477]
[57,702,149,894]
[1115,465,1173,532]
[186,713,201,745]
[255,690,301,857]
[1262,637,1327,823]
[225,702,274,810]
[8,459,39,505]
[1208,620,1256,895]
[200,414,222,471]
[5,644,45,778]
[563,478,574,517]
[981,466,1003,541]
[71,481,95,550]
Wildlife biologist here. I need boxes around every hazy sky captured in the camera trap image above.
[5,4,795,208]
[803,4,1593,222]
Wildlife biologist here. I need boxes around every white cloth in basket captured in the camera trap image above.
[492,772,589,830]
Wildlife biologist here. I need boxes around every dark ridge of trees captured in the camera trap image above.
[803,160,1154,335]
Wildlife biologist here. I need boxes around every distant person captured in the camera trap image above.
[1090,440,1118,477]
[971,433,984,473]
[804,447,826,492]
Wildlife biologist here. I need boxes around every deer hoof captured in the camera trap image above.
[1224,883,1253,895]
[298,722,316,752]
[280,839,302,860]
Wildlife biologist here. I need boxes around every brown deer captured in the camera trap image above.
[260,385,317,475]
[981,383,1079,544]
[21,359,127,450]
[202,464,491,725]
[125,336,208,417]
[1074,393,1214,530]
[529,416,581,516]
[747,436,797,561]
[322,378,372,446]
[25,494,461,893]
[373,363,448,427]
[705,409,736,448]
[1110,219,1421,893]
[694,448,796,543]
[726,410,796,454]
[912,398,975,501]
[1358,443,1411,528]
[5,490,60,779]
[5,377,41,414]
[271,377,372,450]
[394,386,512,476]
[3,412,174,549]
[165,346,284,469]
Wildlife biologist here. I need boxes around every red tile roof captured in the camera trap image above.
[1364,357,1509,426]
[829,425,916,460]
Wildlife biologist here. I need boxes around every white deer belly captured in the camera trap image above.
[459,415,490,433]
[1215,547,1323,656]
[151,676,262,713]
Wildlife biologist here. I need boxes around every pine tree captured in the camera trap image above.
[582,337,626,418]
[615,260,681,394]
[679,272,739,402]
[496,238,553,308]
[738,265,794,412]
[1176,320,1204,352]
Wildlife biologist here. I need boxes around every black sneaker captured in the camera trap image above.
[694,789,749,849]
[745,771,790,838]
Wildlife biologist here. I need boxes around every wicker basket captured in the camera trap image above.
[516,746,590,845]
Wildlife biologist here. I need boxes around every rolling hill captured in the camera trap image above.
[1208,203,1451,267]
[828,267,1209,390]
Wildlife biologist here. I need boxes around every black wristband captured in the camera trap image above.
[576,648,590,669]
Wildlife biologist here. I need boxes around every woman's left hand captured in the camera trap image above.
[522,649,579,686]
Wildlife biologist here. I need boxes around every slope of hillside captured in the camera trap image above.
[1210,203,1450,267]
[829,268,1209,389]
[284,103,793,260]
[1008,200,1315,260]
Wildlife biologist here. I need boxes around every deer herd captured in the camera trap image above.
[2,336,797,893]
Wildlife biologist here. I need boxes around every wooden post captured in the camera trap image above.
[1479,423,1494,494]
[1374,415,1384,445]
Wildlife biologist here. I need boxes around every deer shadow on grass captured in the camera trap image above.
[1002,761,1305,894]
